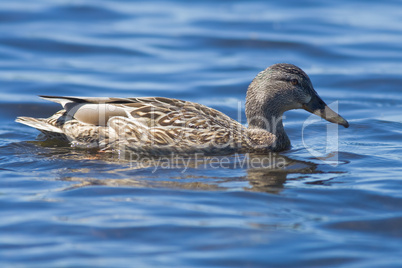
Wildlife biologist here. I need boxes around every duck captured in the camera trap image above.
[16,63,349,155]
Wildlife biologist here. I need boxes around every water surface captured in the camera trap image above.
[1,1,402,267]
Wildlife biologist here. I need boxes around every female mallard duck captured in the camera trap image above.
[16,63,348,155]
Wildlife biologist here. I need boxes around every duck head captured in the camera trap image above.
[246,63,349,129]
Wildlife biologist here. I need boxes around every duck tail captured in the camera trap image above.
[15,116,63,133]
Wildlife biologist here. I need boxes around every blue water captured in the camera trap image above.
[1,1,402,267]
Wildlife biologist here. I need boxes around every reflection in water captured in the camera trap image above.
[17,143,324,194]
[246,153,319,193]
[8,139,345,194]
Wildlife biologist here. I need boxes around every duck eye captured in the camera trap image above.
[291,79,299,86]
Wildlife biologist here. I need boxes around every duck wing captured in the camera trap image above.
[38,95,240,129]
[18,96,246,154]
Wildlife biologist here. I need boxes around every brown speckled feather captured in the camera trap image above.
[16,96,274,155]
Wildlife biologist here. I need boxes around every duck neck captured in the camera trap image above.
[246,108,290,151]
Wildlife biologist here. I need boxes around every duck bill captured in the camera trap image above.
[302,95,349,128]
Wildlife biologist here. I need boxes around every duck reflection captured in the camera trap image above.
[13,139,326,193]
[49,151,320,194]
[243,153,316,193]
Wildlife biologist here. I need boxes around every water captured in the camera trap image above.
[1,0,402,267]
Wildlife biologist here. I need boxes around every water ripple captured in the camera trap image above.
[1,0,402,267]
